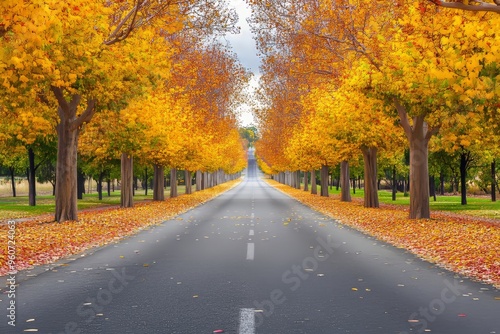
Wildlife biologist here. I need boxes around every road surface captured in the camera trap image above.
[1,152,499,333]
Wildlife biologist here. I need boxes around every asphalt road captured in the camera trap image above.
[1,152,499,333]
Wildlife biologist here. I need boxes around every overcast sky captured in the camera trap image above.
[225,0,261,126]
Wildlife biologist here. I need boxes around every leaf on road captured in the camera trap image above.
[0,180,240,276]
[266,180,500,289]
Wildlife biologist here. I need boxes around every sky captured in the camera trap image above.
[224,0,262,127]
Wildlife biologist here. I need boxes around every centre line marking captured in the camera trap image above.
[249,230,254,236]
[239,308,255,334]
[251,213,255,219]
[246,243,255,260]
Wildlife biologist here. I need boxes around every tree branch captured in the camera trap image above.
[428,0,500,13]
[50,86,71,121]
[50,86,69,112]
[73,99,96,129]
[104,0,143,46]
[425,126,440,140]
[393,97,413,140]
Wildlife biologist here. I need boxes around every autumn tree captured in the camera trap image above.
[249,0,500,218]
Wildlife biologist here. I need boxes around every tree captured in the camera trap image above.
[0,0,239,221]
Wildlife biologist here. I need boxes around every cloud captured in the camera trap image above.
[225,0,261,74]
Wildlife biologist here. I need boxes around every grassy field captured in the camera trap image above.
[313,184,500,219]
[0,186,187,220]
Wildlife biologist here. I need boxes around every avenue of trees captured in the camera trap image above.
[0,0,249,222]
[249,0,500,218]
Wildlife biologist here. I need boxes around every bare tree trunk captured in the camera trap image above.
[9,166,16,197]
[77,168,85,199]
[492,160,496,202]
[144,167,148,196]
[361,147,379,208]
[170,168,178,198]
[394,99,436,219]
[340,161,351,202]
[311,170,317,195]
[392,165,397,201]
[120,153,134,208]
[55,120,79,221]
[320,165,329,197]
[304,171,309,191]
[107,175,111,197]
[97,171,105,200]
[153,164,164,201]
[28,147,36,206]
[430,175,437,202]
[185,170,192,194]
[196,171,202,191]
[439,172,445,196]
[52,88,95,222]
[460,152,468,205]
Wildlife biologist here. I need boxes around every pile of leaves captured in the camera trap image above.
[0,180,240,276]
[269,180,500,288]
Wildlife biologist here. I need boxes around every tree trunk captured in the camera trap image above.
[320,165,329,197]
[340,161,351,202]
[361,147,379,208]
[9,167,16,197]
[52,88,95,222]
[120,153,134,208]
[460,152,468,205]
[304,171,309,191]
[144,167,148,196]
[408,136,431,217]
[430,175,436,201]
[392,165,397,201]
[439,172,445,196]
[196,171,202,191]
[311,170,317,195]
[54,122,79,221]
[170,168,178,198]
[185,170,192,194]
[394,99,436,219]
[97,171,104,201]
[77,168,85,199]
[352,178,356,195]
[28,147,36,206]
[491,160,496,202]
[153,164,165,201]
[107,175,111,197]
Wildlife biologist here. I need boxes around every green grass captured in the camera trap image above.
[312,185,500,219]
[0,186,187,220]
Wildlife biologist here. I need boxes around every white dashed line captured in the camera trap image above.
[249,230,254,236]
[246,243,255,260]
[238,308,255,334]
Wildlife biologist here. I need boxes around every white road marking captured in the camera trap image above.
[251,213,255,219]
[249,230,254,236]
[246,243,255,260]
[238,308,255,334]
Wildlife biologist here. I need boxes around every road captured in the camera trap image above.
[1,152,499,333]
